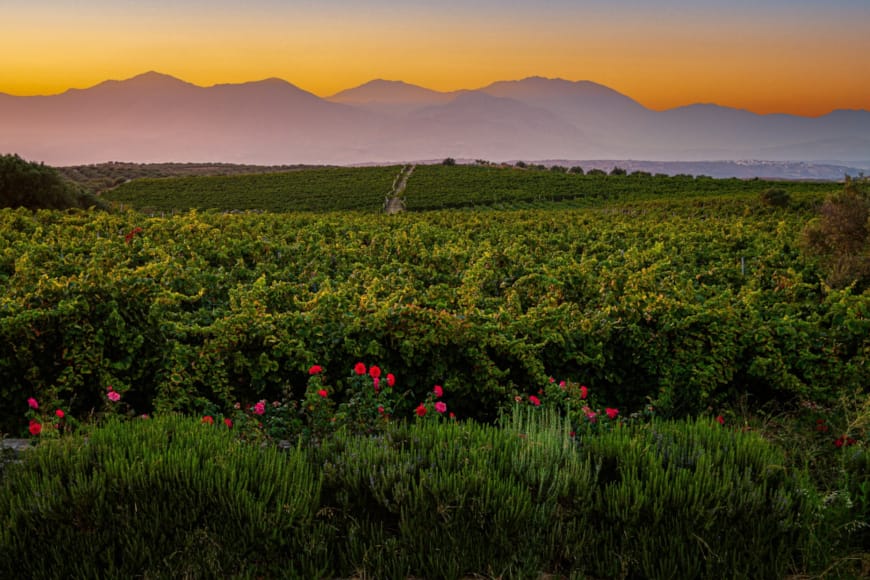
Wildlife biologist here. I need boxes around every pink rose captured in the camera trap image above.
[107,390,121,402]
[435,402,447,414]
[433,385,443,398]
[27,397,39,410]
[529,395,541,407]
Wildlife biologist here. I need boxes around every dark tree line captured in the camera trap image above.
[0,154,104,210]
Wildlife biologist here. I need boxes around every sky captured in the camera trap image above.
[2,0,868,116]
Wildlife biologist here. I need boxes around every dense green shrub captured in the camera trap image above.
[0,154,103,210]
[0,415,323,579]
[761,187,790,207]
[0,410,856,578]
[313,409,816,578]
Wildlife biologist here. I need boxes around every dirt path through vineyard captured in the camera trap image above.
[385,164,415,214]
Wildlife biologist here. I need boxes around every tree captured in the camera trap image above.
[442,157,456,166]
[801,177,869,289]
[760,188,790,208]
[568,166,584,175]
[0,154,103,210]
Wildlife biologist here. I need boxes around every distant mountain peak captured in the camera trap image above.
[66,71,197,96]
[3,71,868,167]
[329,79,450,104]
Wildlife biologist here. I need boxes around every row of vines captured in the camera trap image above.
[102,163,837,213]
[1,192,867,434]
[105,165,400,213]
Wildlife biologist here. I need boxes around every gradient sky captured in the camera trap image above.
[2,0,868,116]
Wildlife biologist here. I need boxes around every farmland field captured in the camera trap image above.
[2,167,866,429]
[100,163,838,213]
[2,164,868,578]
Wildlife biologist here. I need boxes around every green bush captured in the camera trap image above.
[313,409,815,578]
[0,414,324,579]
[761,187,790,207]
[0,154,103,210]
[0,409,846,578]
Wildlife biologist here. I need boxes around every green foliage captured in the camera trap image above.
[58,161,326,193]
[103,165,400,213]
[0,409,860,577]
[0,414,323,579]
[313,408,817,578]
[2,185,868,432]
[400,163,832,211]
[761,187,790,207]
[0,154,103,210]
[441,157,457,166]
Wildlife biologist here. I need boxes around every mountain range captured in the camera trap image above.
[1,72,868,174]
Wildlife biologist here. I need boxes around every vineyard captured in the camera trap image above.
[58,161,330,194]
[2,178,867,432]
[402,164,835,210]
[2,166,869,577]
[104,165,400,212]
[100,162,838,213]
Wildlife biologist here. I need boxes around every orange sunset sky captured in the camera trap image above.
[2,0,868,116]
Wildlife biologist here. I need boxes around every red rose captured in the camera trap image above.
[433,385,443,399]
[308,365,323,375]
[716,415,725,425]
[201,416,214,425]
[369,365,381,379]
[415,403,427,417]
[605,408,619,420]
[528,395,541,407]
[317,389,328,398]
[354,362,366,375]
[29,420,42,436]
[580,386,588,399]
[386,373,396,387]
[224,418,233,428]
[55,409,65,419]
